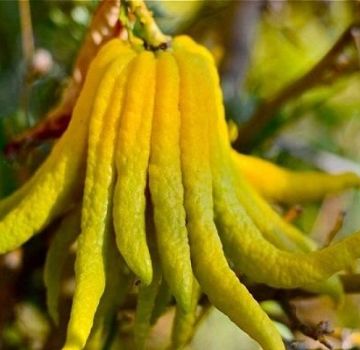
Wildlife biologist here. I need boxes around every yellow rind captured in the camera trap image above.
[113,51,156,286]
[231,172,316,252]
[134,211,162,350]
[0,40,130,218]
[229,174,344,300]
[63,51,135,350]
[0,40,130,253]
[174,36,285,350]
[150,278,172,325]
[232,151,360,204]
[85,233,132,350]
[134,267,162,350]
[230,153,355,301]
[149,51,193,312]
[3,34,358,350]
[217,172,350,290]
[305,275,344,304]
[230,150,344,299]
[186,34,360,290]
[44,208,80,325]
[171,279,200,350]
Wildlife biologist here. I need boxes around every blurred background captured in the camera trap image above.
[0,1,360,349]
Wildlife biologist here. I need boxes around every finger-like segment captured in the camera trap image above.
[133,266,162,350]
[214,167,350,300]
[228,148,316,252]
[229,134,343,299]
[215,161,360,289]
[171,38,313,254]
[149,51,192,311]
[217,149,360,288]
[0,39,130,218]
[305,275,344,304]
[133,210,163,349]
[171,279,200,350]
[228,151,345,300]
[150,278,172,325]
[0,184,32,218]
[232,151,360,204]
[63,53,135,350]
[228,159,344,300]
[229,156,355,294]
[0,40,133,253]
[232,161,344,302]
[188,35,360,290]
[230,170,316,252]
[207,53,341,299]
[85,233,132,350]
[44,209,80,325]
[173,37,285,350]
[113,52,156,286]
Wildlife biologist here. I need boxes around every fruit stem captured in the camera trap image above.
[125,0,171,50]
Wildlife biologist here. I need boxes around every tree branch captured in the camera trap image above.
[18,0,35,126]
[18,0,34,66]
[234,24,360,152]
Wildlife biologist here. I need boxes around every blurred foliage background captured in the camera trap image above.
[0,1,360,349]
